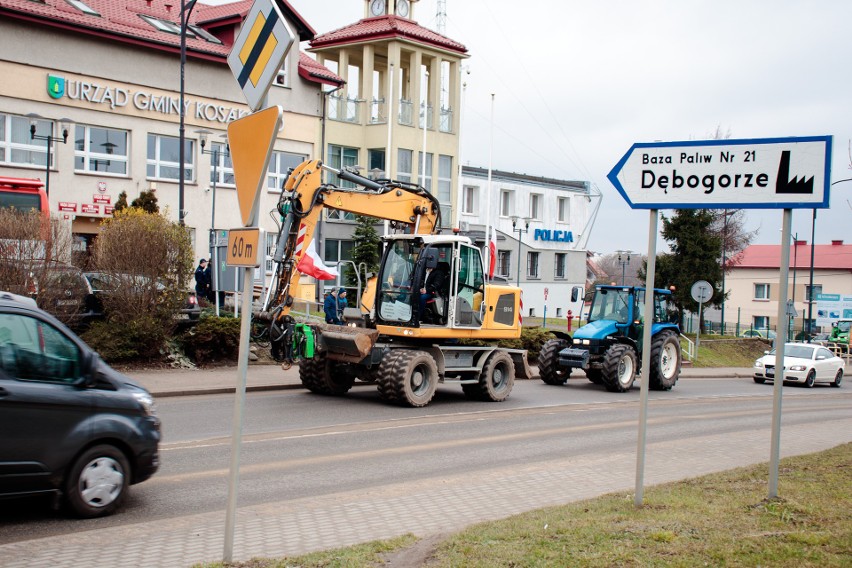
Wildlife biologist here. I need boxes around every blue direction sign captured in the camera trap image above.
[608,136,832,210]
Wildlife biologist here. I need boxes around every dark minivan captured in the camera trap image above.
[0,291,160,517]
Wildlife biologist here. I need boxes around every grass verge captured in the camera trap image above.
[681,336,771,368]
[198,443,851,567]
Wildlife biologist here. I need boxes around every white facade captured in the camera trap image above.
[459,166,591,319]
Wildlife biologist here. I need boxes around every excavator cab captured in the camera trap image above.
[375,235,484,329]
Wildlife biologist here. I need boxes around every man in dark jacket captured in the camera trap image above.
[194,259,210,299]
[419,261,450,321]
[323,288,342,325]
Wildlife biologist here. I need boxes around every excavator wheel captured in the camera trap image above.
[377,349,438,407]
[472,351,515,402]
[538,339,571,385]
[299,350,355,396]
[601,344,637,393]
[648,331,681,391]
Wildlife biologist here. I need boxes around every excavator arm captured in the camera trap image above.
[265,159,441,318]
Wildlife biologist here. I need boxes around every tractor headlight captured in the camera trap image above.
[579,339,590,345]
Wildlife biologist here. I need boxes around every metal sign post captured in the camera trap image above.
[690,280,713,361]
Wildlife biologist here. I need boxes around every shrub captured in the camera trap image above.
[459,326,556,362]
[81,318,164,361]
[179,316,241,365]
[87,208,193,357]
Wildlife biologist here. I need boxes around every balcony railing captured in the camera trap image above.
[418,103,434,129]
[398,99,414,126]
[370,98,387,124]
[328,94,361,124]
[439,106,453,133]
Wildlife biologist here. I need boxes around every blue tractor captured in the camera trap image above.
[538,285,682,392]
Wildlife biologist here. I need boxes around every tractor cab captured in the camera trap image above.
[375,235,485,329]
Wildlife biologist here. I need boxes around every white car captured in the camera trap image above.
[753,343,844,388]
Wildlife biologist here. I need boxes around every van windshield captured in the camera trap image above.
[0,191,41,212]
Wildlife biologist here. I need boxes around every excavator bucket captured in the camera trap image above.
[319,325,379,363]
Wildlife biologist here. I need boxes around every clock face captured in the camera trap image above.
[370,0,385,16]
[397,0,409,17]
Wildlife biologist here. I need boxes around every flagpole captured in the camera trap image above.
[485,93,495,279]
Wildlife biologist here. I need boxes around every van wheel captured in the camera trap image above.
[65,445,130,518]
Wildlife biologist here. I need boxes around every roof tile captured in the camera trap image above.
[311,15,467,54]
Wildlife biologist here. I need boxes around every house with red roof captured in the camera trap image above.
[726,240,852,334]
[0,0,341,269]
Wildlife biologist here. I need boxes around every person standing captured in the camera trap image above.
[323,288,342,325]
[337,288,348,320]
[194,259,210,300]
[203,260,214,302]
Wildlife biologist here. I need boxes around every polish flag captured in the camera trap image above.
[296,244,339,280]
[488,226,497,279]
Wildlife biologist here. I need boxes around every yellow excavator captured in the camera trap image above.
[261,159,530,407]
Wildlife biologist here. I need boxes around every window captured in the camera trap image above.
[529,194,542,220]
[0,313,80,382]
[207,143,234,186]
[74,125,128,175]
[368,149,386,178]
[397,148,412,183]
[147,134,194,181]
[497,250,510,278]
[417,151,433,191]
[65,0,99,16]
[437,155,452,203]
[557,197,570,223]
[265,232,277,273]
[187,24,222,45]
[555,253,566,279]
[274,58,289,87]
[805,284,822,301]
[753,316,769,330]
[462,185,477,214]
[267,150,306,191]
[500,190,513,217]
[324,239,354,289]
[527,251,540,279]
[0,113,53,167]
[327,145,358,188]
[139,14,182,35]
[754,283,770,301]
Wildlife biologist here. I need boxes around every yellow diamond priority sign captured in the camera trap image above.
[227,0,294,112]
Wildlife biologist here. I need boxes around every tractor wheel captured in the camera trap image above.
[298,351,355,396]
[538,339,571,385]
[471,351,515,402]
[377,349,438,407]
[649,332,681,391]
[602,344,637,392]
[586,369,604,384]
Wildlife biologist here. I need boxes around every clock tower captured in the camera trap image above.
[365,0,417,19]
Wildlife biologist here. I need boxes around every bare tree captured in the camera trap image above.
[594,252,645,287]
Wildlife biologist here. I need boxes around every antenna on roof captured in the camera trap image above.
[436,0,446,34]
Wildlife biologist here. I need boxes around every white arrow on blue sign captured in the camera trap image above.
[607,136,832,210]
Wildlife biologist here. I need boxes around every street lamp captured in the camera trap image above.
[179,0,199,226]
[197,129,229,316]
[616,249,633,286]
[511,216,530,287]
[27,113,71,198]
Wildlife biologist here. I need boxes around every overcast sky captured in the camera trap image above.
[218,0,852,254]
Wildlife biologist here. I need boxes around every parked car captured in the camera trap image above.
[810,332,831,345]
[740,328,777,340]
[83,272,200,322]
[752,343,844,388]
[0,291,160,517]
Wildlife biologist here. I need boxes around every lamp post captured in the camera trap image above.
[616,249,633,286]
[27,114,70,198]
[179,0,199,226]
[511,216,530,287]
[790,232,798,339]
[806,209,816,336]
[197,130,229,316]
[720,209,735,335]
